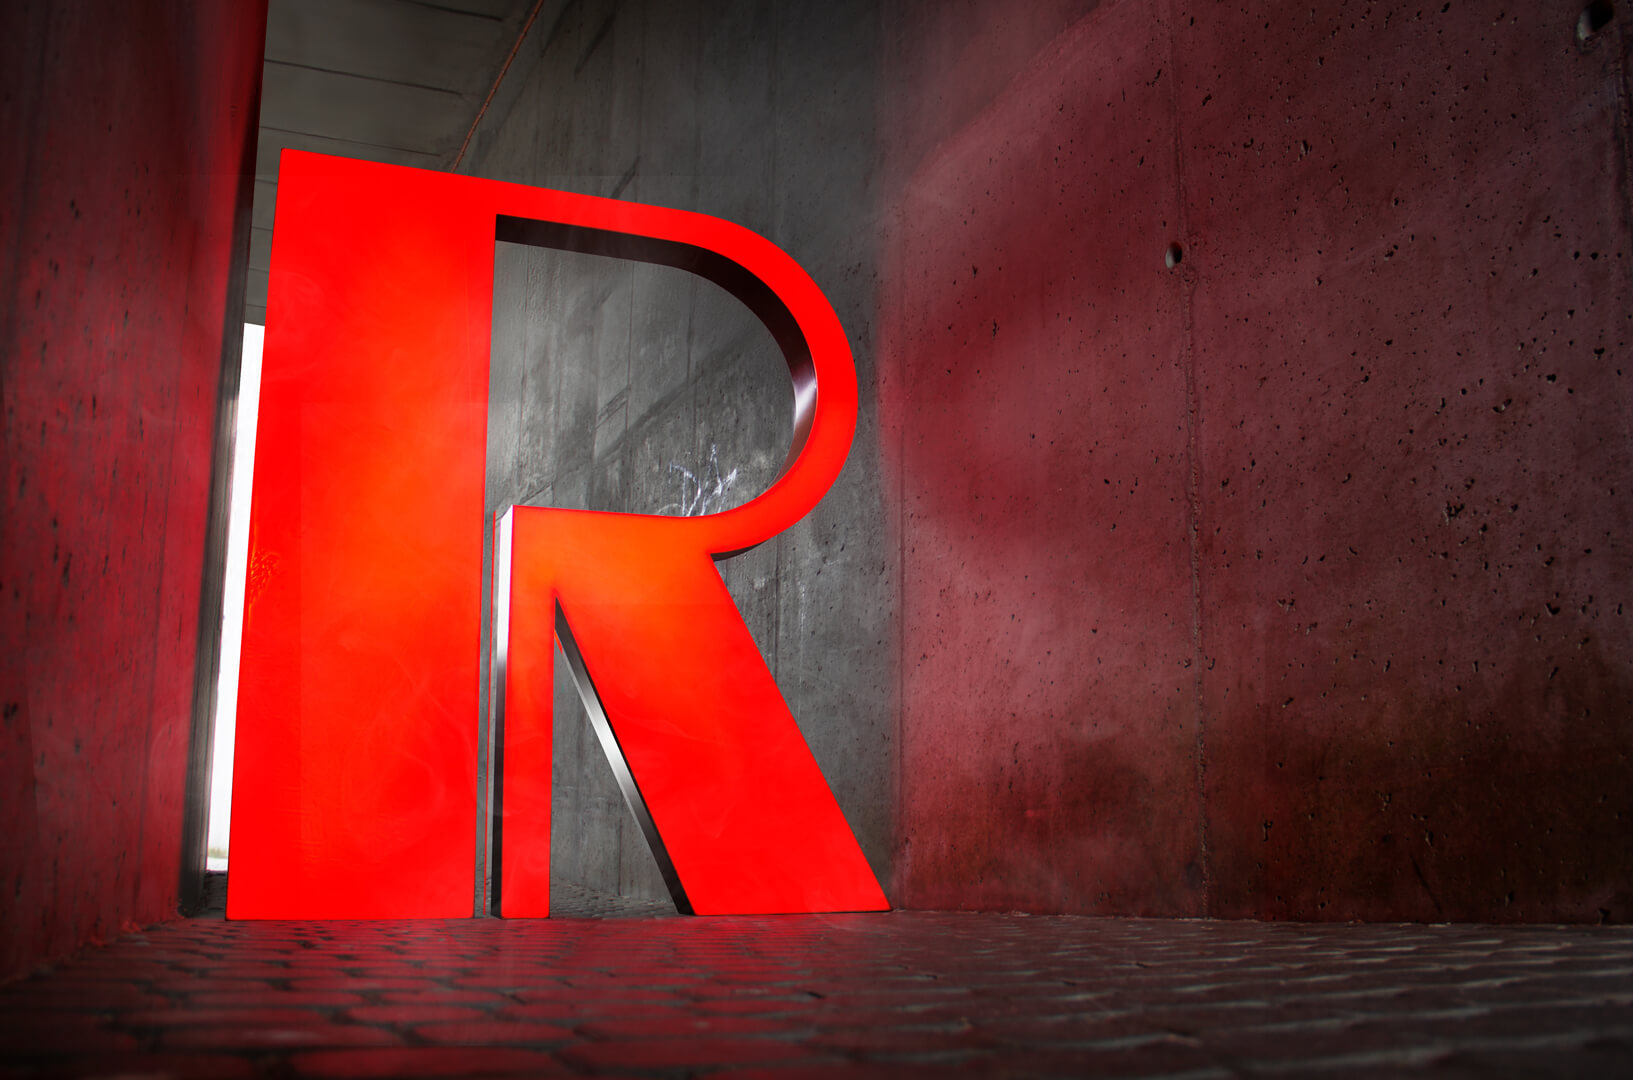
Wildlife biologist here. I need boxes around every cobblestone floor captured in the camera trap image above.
[3,880,1631,1078]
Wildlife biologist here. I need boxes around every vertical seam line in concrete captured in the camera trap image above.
[769,4,785,684]
[546,255,564,504]
[893,213,907,902]
[888,0,914,901]
[1161,0,1209,916]
[134,16,210,905]
[618,262,632,509]
[683,11,698,397]
[0,0,53,950]
[1610,15,1633,297]
[889,3,908,899]
[0,11,49,392]
[132,229,187,926]
[770,3,781,243]
[620,0,644,505]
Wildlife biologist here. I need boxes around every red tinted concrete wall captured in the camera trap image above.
[1188,1,1633,923]
[1,0,265,977]
[883,0,1633,921]
[880,0,1205,915]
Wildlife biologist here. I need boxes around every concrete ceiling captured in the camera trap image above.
[247,0,539,324]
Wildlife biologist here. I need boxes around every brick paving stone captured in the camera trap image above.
[1433,1037,1633,1078]
[290,976,440,992]
[973,1013,1188,1044]
[202,990,370,1006]
[716,1068,958,1080]
[123,1006,330,1027]
[1,899,1630,1077]
[1202,1021,1487,1067]
[495,1001,695,1023]
[415,1019,575,1044]
[0,978,168,1003]
[160,1022,404,1050]
[562,1036,833,1070]
[374,988,510,1005]
[807,1024,997,1055]
[291,1046,572,1076]
[810,1007,981,1030]
[0,1021,139,1057]
[1,1051,261,1079]
[149,976,301,993]
[984,1043,1238,1078]
[345,1004,490,1023]
[693,996,818,1014]
[577,1014,808,1039]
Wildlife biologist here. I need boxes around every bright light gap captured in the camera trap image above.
[206,322,264,871]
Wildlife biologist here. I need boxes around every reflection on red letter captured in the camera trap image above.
[229,151,885,918]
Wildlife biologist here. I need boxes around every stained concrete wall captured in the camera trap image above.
[886,0,1633,922]
[469,0,1632,921]
[1183,0,1633,923]
[1,0,265,977]
[881,0,1204,915]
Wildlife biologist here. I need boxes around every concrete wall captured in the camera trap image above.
[1184,0,1633,923]
[470,0,1633,922]
[892,0,1633,922]
[1,0,265,977]
[882,0,1205,916]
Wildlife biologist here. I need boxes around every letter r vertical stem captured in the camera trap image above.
[229,154,492,918]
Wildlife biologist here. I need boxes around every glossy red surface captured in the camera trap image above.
[501,511,887,916]
[230,151,881,917]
